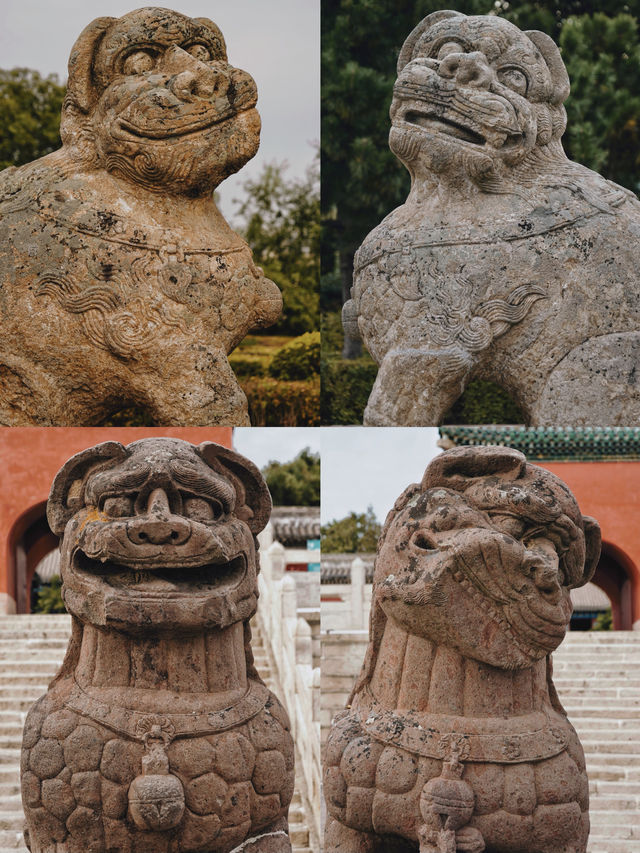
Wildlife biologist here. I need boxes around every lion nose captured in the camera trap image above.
[159,45,230,101]
[439,51,494,89]
[126,489,191,546]
[171,66,229,101]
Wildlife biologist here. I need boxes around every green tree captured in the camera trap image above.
[35,576,66,614]
[236,156,320,336]
[321,506,381,553]
[0,69,65,170]
[560,12,640,188]
[262,448,320,506]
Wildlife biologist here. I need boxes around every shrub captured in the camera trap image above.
[592,608,612,631]
[228,354,267,379]
[268,332,321,381]
[242,377,320,426]
[443,380,525,425]
[35,576,66,614]
[321,357,378,424]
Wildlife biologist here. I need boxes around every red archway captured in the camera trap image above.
[591,541,635,630]
[6,501,58,614]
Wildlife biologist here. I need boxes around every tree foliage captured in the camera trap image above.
[0,69,65,171]
[321,505,381,553]
[236,157,320,335]
[35,576,66,614]
[262,448,320,506]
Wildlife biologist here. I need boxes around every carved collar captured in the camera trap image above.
[66,677,270,743]
[355,686,569,765]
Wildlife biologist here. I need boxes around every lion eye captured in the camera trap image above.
[103,496,134,518]
[123,50,156,75]
[187,44,212,62]
[437,41,465,60]
[498,67,528,95]
[184,497,221,522]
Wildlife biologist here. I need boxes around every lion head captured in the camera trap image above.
[389,10,570,184]
[60,7,260,195]
[47,438,271,634]
[366,446,600,672]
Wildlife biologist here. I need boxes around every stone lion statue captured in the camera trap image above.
[343,11,640,425]
[324,445,600,853]
[0,8,282,425]
[22,438,294,853]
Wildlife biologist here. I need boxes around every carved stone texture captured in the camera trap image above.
[22,438,294,853]
[0,8,282,426]
[343,10,640,426]
[324,445,601,853]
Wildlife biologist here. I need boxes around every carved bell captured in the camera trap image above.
[128,741,185,831]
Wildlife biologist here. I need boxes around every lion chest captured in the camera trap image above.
[324,710,587,847]
[352,207,640,363]
[22,684,295,853]
[2,193,265,357]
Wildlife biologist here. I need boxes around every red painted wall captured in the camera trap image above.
[0,427,232,610]
[541,460,640,627]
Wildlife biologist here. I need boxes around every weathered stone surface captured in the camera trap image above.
[344,11,640,425]
[0,7,282,426]
[324,445,600,853]
[22,438,293,852]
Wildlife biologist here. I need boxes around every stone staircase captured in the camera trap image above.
[553,631,640,853]
[0,614,316,853]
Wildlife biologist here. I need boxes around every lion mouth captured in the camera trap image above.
[404,109,486,145]
[72,550,247,596]
[400,104,524,150]
[118,108,237,140]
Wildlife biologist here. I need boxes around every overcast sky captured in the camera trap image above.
[320,428,442,525]
[233,426,322,471]
[0,0,319,221]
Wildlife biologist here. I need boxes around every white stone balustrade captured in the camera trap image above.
[257,540,321,843]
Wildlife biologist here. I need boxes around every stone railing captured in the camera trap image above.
[257,540,321,842]
[321,554,373,632]
[319,628,368,747]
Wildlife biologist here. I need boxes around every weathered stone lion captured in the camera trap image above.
[21,438,294,853]
[343,11,640,425]
[0,8,282,425]
[324,445,600,853]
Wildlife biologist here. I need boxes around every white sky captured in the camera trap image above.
[233,426,322,470]
[320,428,442,525]
[0,0,320,222]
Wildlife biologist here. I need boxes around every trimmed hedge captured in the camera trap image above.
[443,380,524,425]
[321,357,377,424]
[243,377,320,426]
[268,331,321,381]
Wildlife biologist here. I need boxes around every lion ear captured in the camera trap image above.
[197,443,271,534]
[47,441,127,536]
[581,516,602,585]
[422,445,527,491]
[65,16,115,114]
[397,10,464,73]
[525,30,570,105]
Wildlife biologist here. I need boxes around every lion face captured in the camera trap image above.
[373,447,599,669]
[61,7,260,195]
[47,439,271,634]
[389,12,569,181]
